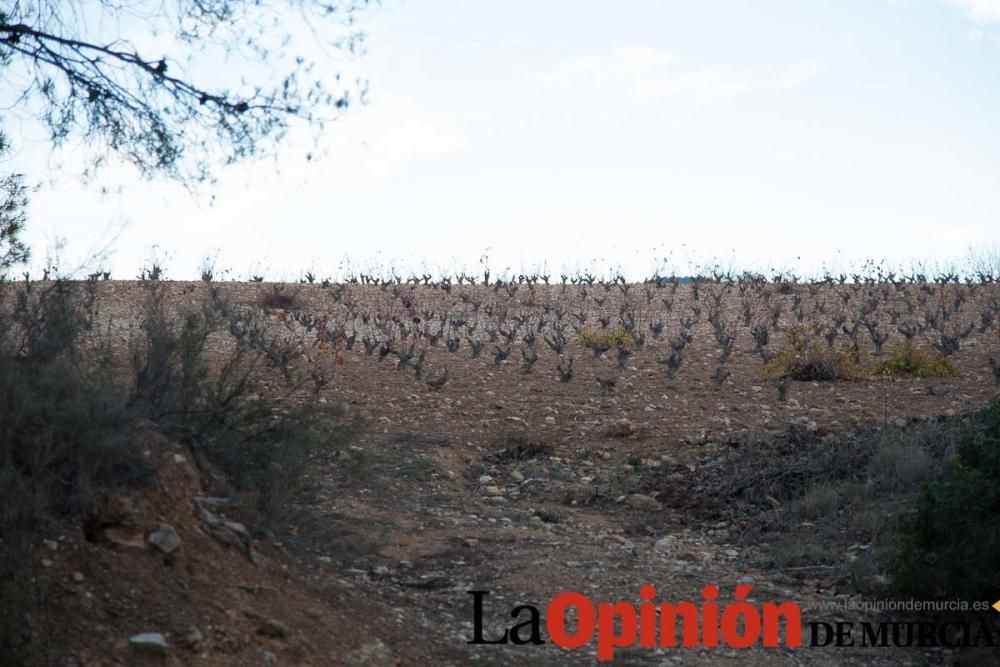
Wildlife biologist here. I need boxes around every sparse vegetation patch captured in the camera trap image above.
[762,326,867,381]
[577,324,635,351]
[872,340,957,378]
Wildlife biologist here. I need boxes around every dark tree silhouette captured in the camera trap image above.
[0,131,30,272]
[0,1,371,186]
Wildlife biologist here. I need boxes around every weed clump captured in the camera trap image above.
[763,326,866,381]
[258,284,300,311]
[872,340,956,379]
[577,324,634,350]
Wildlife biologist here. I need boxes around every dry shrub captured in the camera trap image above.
[258,284,300,311]
[0,280,145,577]
[676,405,995,614]
[0,276,361,660]
[129,281,358,527]
[489,431,554,463]
[869,438,934,492]
[792,483,841,520]
[763,326,866,381]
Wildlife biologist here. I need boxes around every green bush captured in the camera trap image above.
[872,340,956,379]
[892,401,1000,601]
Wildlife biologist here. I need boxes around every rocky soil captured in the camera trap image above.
[18,280,1000,666]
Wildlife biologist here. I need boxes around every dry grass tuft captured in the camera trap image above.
[872,341,956,379]
[577,324,635,349]
[763,326,866,381]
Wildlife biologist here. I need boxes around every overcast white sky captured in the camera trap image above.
[10,0,1000,279]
